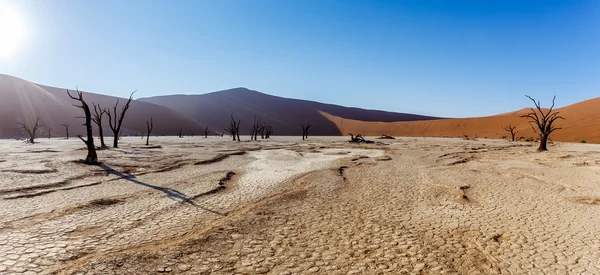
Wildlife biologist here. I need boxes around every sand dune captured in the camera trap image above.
[0,74,205,138]
[321,97,600,143]
[138,88,441,136]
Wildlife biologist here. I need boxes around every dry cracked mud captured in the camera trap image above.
[1,136,600,274]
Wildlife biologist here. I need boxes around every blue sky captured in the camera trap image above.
[1,0,598,117]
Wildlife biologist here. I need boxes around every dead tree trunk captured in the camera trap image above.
[92,103,108,148]
[106,92,135,148]
[47,127,52,139]
[204,126,210,138]
[146,117,153,145]
[264,126,273,139]
[177,129,183,138]
[250,116,263,141]
[62,123,69,139]
[502,125,518,141]
[224,114,241,142]
[17,117,43,143]
[67,89,98,164]
[520,95,565,152]
[301,122,312,140]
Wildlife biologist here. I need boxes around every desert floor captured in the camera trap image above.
[1,136,600,274]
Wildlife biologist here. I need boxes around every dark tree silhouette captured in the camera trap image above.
[203,126,210,138]
[264,126,273,139]
[177,128,183,138]
[17,117,43,143]
[146,117,153,145]
[250,116,264,141]
[224,114,241,142]
[92,103,108,148]
[106,92,135,148]
[62,123,69,139]
[47,126,52,139]
[301,122,312,140]
[502,125,519,141]
[67,89,98,164]
[520,95,565,152]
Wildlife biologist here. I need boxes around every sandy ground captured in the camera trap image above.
[1,136,600,274]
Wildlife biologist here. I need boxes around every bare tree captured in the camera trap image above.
[263,126,273,139]
[301,122,312,140]
[47,126,52,139]
[67,89,98,164]
[146,117,153,145]
[62,123,69,139]
[17,117,43,143]
[224,114,241,142]
[203,126,210,138]
[250,116,264,141]
[92,103,108,148]
[106,92,135,148]
[177,128,183,138]
[520,95,565,151]
[502,125,519,141]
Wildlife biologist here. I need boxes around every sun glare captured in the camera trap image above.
[0,3,25,58]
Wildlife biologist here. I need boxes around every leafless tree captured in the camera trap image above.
[203,126,210,138]
[106,92,135,148]
[224,114,241,142]
[92,103,108,148]
[261,126,273,139]
[502,125,519,141]
[349,133,374,144]
[62,123,69,139]
[47,127,52,139]
[17,117,43,143]
[301,122,312,140]
[146,117,153,145]
[520,95,565,151]
[67,89,98,164]
[250,116,264,141]
[177,128,183,138]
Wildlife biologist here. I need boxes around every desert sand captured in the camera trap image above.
[1,136,600,274]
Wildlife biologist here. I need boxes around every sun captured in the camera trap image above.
[0,3,25,58]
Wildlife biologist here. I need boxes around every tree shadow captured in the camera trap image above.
[99,164,225,216]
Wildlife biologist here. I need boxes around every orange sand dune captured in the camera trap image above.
[321,97,600,143]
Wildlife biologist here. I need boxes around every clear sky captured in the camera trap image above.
[0,0,598,117]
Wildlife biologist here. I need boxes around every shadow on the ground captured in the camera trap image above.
[99,164,225,216]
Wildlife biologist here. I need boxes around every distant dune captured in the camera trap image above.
[321,96,600,143]
[138,88,440,136]
[0,74,204,138]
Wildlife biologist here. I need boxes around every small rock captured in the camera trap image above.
[177,264,191,271]
[308,266,320,273]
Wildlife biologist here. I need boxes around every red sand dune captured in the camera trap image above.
[0,74,204,138]
[321,97,600,143]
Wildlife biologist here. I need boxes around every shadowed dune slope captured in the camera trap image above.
[138,88,441,136]
[321,97,600,143]
[0,74,204,138]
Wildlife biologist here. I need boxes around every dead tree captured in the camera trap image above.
[377,134,395,139]
[67,89,98,164]
[17,117,43,143]
[177,128,183,138]
[301,122,312,140]
[47,127,52,139]
[62,123,69,139]
[106,92,135,148]
[146,117,153,145]
[250,116,264,141]
[224,114,241,142]
[263,126,273,139]
[520,95,565,152]
[349,133,374,144]
[203,126,210,138]
[92,103,108,148]
[502,125,519,141]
